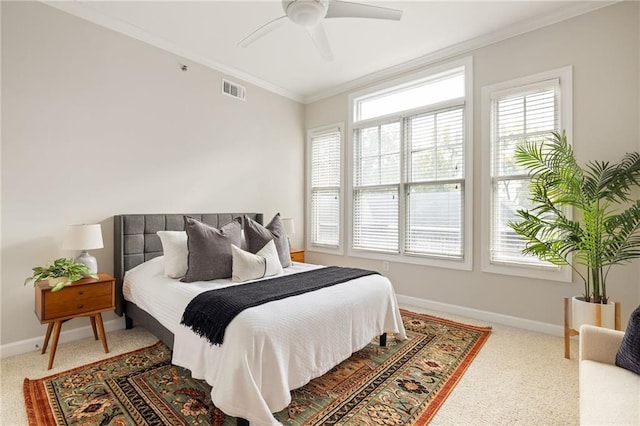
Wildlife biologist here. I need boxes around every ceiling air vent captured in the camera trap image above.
[222,79,246,101]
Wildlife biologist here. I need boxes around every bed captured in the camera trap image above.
[114,213,407,426]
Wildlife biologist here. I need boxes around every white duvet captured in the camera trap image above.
[124,257,407,426]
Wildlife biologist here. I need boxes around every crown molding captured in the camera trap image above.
[42,1,617,106]
[43,1,305,104]
[303,1,619,104]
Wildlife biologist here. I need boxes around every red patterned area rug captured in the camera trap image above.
[24,310,491,425]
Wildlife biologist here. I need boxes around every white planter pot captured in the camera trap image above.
[571,296,616,330]
[47,276,70,288]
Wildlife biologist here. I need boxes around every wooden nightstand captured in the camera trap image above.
[290,250,304,263]
[34,273,115,369]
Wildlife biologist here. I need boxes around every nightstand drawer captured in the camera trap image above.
[291,250,304,262]
[34,273,115,369]
[40,281,113,321]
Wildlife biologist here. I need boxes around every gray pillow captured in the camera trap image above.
[182,216,242,282]
[244,213,291,268]
[615,304,640,375]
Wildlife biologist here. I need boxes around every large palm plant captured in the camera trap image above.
[509,131,640,303]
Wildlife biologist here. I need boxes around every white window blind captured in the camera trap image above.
[405,107,464,258]
[490,81,559,267]
[350,60,470,264]
[310,128,341,247]
[353,122,400,252]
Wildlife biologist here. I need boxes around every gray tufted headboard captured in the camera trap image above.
[113,213,263,316]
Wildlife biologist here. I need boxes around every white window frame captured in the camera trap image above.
[306,123,344,255]
[480,66,573,282]
[346,57,473,271]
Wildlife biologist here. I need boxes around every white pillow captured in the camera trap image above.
[156,231,188,278]
[231,240,283,283]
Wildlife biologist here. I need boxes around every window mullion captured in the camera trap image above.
[377,126,382,186]
[353,183,398,191]
[399,117,407,255]
[353,115,402,131]
[410,177,465,186]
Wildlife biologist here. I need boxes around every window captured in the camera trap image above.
[404,108,464,257]
[481,67,572,281]
[349,57,473,269]
[307,124,343,253]
[353,122,400,252]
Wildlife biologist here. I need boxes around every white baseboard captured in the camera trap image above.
[0,318,126,359]
[397,294,564,336]
[2,298,562,359]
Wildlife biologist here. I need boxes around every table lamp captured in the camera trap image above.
[63,224,104,273]
[282,218,295,249]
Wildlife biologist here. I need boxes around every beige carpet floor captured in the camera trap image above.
[0,305,579,425]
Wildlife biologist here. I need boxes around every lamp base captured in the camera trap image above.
[75,251,98,274]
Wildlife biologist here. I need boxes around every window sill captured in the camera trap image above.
[347,248,472,271]
[481,262,571,282]
[306,244,344,256]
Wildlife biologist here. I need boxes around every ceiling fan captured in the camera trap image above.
[238,0,403,61]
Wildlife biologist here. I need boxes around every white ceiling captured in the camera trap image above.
[47,1,613,103]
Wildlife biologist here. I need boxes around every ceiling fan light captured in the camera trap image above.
[286,0,327,27]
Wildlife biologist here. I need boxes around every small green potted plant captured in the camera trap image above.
[24,258,98,292]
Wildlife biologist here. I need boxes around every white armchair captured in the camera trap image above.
[578,324,640,425]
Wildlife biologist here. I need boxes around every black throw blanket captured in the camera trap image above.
[180,266,379,346]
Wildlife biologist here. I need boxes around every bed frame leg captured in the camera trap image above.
[380,332,387,347]
[237,418,250,426]
[125,315,133,330]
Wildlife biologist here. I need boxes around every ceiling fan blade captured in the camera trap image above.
[305,23,334,62]
[238,15,288,47]
[326,0,402,20]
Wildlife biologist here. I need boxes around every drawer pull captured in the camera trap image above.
[78,304,84,309]
[78,291,84,295]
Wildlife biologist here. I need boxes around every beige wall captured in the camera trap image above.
[305,2,640,328]
[1,2,305,346]
[1,1,637,350]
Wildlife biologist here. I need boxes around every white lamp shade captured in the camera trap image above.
[282,218,295,236]
[63,224,104,250]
